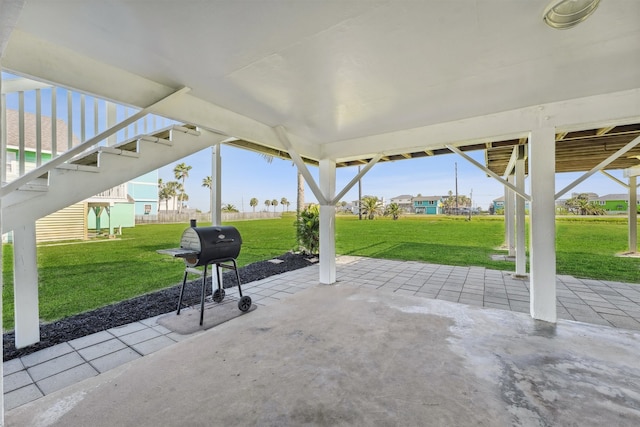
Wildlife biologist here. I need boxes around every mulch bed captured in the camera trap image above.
[3,252,317,361]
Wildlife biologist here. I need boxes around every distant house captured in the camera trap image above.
[352,195,384,215]
[593,194,640,213]
[492,196,530,213]
[413,195,444,214]
[389,194,414,213]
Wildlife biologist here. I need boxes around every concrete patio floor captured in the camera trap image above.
[4,256,640,426]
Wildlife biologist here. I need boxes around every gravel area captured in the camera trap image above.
[3,252,317,361]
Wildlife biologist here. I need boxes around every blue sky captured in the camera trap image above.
[159,145,630,213]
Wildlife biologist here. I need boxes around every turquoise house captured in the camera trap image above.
[413,196,443,214]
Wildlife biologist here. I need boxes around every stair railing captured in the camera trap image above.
[0,75,190,198]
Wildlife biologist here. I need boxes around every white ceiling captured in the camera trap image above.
[2,0,640,161]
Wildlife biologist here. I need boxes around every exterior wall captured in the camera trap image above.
[390,195,414,213]
[127,170,159,216]
[88,203,135,229]
[598,199,640,213]
[5,149,53,180]
[413,198,442,214]
[35,202,88,242]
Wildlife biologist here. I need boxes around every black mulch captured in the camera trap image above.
[3,252,317,361]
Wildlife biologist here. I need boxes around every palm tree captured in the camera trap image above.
[250,197,259,212]
[385,202,401,220]
[178,192,189,210]
[222,204,238,212]
[173,162,192,213]
[361,196,383,220]
[158,179,165,212]
[165,181,180,212]
[271,199,278,212]
[264,199,271,211]
[281,197,289,212]
[202,176,212,213]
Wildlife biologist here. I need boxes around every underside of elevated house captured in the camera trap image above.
[0,0,639,422]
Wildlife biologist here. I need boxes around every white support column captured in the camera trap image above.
[211,144,222,226]
[505,175,515,256]
[1,63,5,423]
[319,159,336,284]
[629,176,637,253]
[515,147,527,275]
[529,127,556,323]
[13,222,41,348]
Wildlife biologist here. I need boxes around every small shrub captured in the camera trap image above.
[296,204,320,255]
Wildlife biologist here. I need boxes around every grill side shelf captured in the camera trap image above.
[157,248,200,258]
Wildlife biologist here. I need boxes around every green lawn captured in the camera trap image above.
[2,214,639,330]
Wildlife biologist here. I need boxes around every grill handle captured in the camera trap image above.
[215,238,235,243]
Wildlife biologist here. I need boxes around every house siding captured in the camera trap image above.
[36,202,88,242]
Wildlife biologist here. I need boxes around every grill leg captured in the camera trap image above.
[215,264,223,293]
[176,270,189,315]
[200,264,208,326]
[230,259,243,297]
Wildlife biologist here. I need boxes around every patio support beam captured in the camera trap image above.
[211,144,222,226]
[629,176,637,253]
[274,126,328,205]
[319,159,336,284]
[529,127,556,323]
[446,145,531,202]
[515,145,527,275]
[555,134,640,200]
[503,146,519,178]
[600,170,627,188]
[13,221,40,348]
[330,153,382,206]
[505,175,515,257]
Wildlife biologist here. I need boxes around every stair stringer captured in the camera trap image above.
[2,129,230,233]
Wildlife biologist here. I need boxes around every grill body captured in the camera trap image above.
[180,226,242,267]
[158,224,251,325]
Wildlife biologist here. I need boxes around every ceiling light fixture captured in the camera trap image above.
[543,0,601,29]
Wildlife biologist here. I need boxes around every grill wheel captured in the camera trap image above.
[212,288,225,303]
[238,296,252,312]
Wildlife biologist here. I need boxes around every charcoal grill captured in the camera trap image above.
[158,224,252,325]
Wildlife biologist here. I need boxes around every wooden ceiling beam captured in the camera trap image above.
[596,126,616,136]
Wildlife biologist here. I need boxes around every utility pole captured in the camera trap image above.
[455,162,459,215]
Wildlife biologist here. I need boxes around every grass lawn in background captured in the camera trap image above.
[2,214,638,330]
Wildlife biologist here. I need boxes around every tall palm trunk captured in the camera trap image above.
[296,169,305,216]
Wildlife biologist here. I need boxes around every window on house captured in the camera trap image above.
[144,204,151,214]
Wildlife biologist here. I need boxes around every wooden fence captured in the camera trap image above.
[136,211,282,224]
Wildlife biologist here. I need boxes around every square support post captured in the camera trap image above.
[319,159,336,284]
[13,222,41,348]
[515,147,527,275]
[629,175,637,253]
[528,127,556,323]
[1,66,4,421]
[505,175,515,256]
[211,144,222,226]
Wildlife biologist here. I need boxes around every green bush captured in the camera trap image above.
[296,204,320,254]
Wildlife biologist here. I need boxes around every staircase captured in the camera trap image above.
[2,124,228,233]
